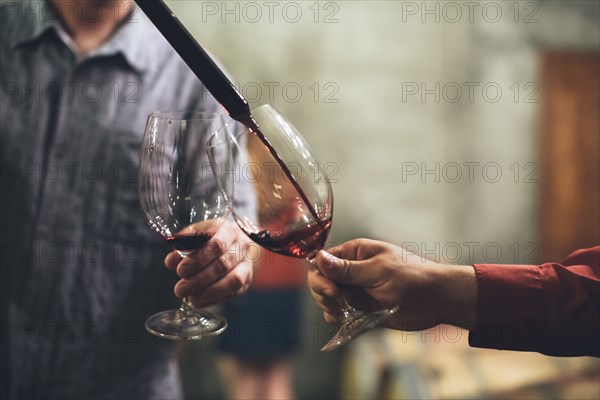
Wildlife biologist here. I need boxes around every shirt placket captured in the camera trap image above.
[33,60,79,243]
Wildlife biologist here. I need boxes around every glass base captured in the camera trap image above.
[320,306,398,352]
[145,308,227,340]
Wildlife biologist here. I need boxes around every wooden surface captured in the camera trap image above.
[540,52,600,262]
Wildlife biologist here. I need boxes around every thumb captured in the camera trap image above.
[315,250,367,285]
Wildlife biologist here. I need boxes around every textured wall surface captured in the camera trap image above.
[160,3,599,397]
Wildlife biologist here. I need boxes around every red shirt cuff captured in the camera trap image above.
[468,263,545,352]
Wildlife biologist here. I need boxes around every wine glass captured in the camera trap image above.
[207,104,398,351]
[138,111,231,340]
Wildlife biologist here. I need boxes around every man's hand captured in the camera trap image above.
[164,221,254,308]
[308,239,477,331]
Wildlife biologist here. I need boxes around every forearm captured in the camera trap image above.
[435,264,478,330]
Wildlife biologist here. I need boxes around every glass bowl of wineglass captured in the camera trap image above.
[138,111,232,340]
[207,104,397,351]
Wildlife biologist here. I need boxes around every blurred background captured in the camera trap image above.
[165,1,599,399]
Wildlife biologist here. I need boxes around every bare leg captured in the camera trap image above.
[264,359,294,400]
[224,357,295,400]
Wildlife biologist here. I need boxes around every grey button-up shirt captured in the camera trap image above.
[1,1,228,398]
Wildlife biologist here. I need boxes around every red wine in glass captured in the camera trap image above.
[165,233,214,252]
[248,218,332,259]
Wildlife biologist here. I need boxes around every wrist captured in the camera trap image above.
[434,263,478,329]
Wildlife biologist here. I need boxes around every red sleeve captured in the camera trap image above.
[468,246,600,357]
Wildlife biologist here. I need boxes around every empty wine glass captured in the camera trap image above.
[138,111,231,340]
[207,104,397,351]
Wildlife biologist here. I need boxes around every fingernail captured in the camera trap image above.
[322,252,340,265]
[319,250,332,261]
[317,287,336,297]
[177,283,190,297]
[179,264,193,277]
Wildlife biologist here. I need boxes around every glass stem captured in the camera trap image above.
[177,298,195,320]
[308,256,363,322]
[339,296,362,321]
[176,251,195,320]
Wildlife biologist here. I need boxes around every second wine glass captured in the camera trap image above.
[207,104,397,351]
[138,111,232,340]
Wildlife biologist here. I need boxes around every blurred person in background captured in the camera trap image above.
[309,240,599,357]
[219,251,305,400]
[217,135,306,400]
[0,1,253,398]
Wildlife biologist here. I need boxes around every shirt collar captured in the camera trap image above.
[87,7,156,74]
[10,1,157,75]
[9,0,56,49]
